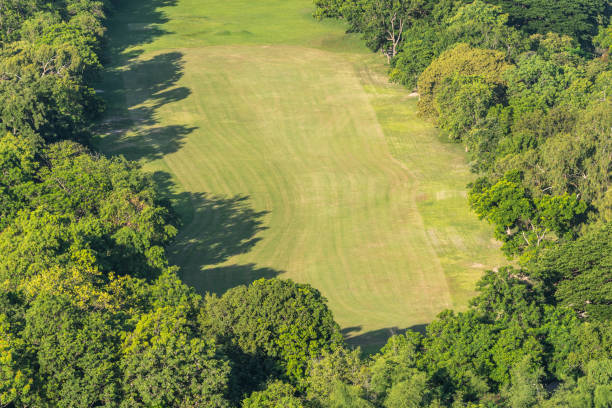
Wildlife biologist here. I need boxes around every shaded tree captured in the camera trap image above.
[243,381,304,408]
[528,224,612,321]
[120,306,230,408]
[203,278,343,396]
[469,173,587,258]
[23,294,121,407]
[487,0,610,48]
[359,0,428,61]
[417,43,510,117]
[445,1,528,60]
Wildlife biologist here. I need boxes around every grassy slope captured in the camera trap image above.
[96,0,504,348]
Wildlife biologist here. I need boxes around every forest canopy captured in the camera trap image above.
[0,0,610,406]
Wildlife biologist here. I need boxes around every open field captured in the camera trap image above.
[96,0,505,348]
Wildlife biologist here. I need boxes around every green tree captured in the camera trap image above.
[435,74,501,142]
[121,306,230,408]
[594,22,612,54]
[487,0,609,47]
[417,43,510,118]
[328,381,374,408]
[469,174,586,258]
[0,312,35,407]
[420,310,494,400]
[0,0,41,41]
[383,372,432,408]
[203,278,343,395]
[304,347,369,407]
[389,22,449,89]
[445,1,528,60]
[33,21,101,79]
[359,0,429,61]
[243,381,304,408]
[313,0,347,19]
[0,71,101,143]
[0,141,178,283]
[469,267,544,323]
[529,224,612,321]
[542,359,612,408]
[0,132,37,228]
[24,294,121,407]
[569,101,612,221]
[502,356,545,408]
[369,332,425,403]
[503,45,579,117]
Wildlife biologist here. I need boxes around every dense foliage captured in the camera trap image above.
[0,0,609,406]
[315,0,611,258]
[310,0,611,405]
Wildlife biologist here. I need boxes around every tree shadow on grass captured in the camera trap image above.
[169,192,269,266]
[97,0,194,162]
[186,263,282,296]
[110,51,188,113]
[170,192,283,295]
[98,0,187,127]
[345,324,428,355]
[98,2,281,294]
[97,52,194,161]
[104,0,179,62]
[152,171,283,295]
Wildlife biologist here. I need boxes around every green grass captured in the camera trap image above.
[96,0,505,349]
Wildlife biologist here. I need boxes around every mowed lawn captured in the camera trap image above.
[96,0,505,347]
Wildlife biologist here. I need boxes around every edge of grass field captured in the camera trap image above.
[94,0,506,350]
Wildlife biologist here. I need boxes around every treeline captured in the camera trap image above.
[314,0,612,261]
[0,1,345,405]
[0,0,610,407]
[305,0,611,406]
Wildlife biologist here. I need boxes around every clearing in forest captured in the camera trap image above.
[96,0,505,349]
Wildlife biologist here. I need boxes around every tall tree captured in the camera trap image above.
[528,223,612,321]
[358,0,428,61]
[203,278,343,396]
[417,43,509,118]
[469,173,587,258]
[488,0,610,48]
[121,306,231,408]
[445,0,528,60]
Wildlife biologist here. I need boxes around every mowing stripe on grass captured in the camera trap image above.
[96,0,504,348]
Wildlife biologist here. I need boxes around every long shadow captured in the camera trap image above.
[96,1,278,294]
[97,50,193,161]
[345,324,428,355]
[105,0,178,60]
[97,0,283,295]
[152,171,282,294]
[170,193,269,266]
[96,0,193,162]
[186,264,282,296]
[104,51,188,115]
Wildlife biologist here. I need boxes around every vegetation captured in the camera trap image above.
[310,0,611,404]
[96,0,504,344]
[315,0,611,252]
[0,0,609,406]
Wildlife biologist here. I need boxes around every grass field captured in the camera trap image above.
[96,0,505,349]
